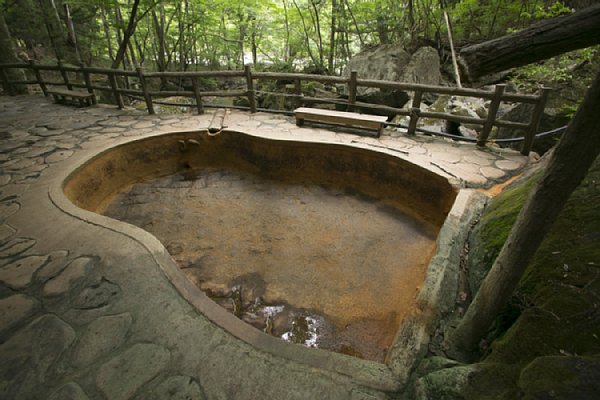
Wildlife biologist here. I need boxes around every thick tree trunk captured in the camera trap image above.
[458,3,600,82]
[448,68,600,360]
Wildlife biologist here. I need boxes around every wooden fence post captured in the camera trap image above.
[81,63,96,104]
[347,71,357,112]
[477,84,506,147]
[407,91,423,136]
[29,60,48,96]
[108,71,124,109]
[521,87,551,156]
[294,79,303,108]
[191,76,204,114]
[136,66,154,114]
[244,65,257,113]
[57,60,73,90]
[0,66,14,96]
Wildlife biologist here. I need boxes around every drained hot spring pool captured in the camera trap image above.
[63,131,456,364]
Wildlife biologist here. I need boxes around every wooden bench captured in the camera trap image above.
[47,88,96,107]
[294,107,388,137]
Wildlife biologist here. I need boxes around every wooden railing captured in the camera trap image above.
[0,61,550,155]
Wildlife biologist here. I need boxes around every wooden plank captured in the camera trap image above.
[57,61,73,90]
[348,71,357,112]
[478,84,505,146]
[294,107,387,136]
[107,72,124,109]
[253,72,348,84]
[29,60,48,96]
[245,65,257,113]
[0,67,14,96]
[136,67,155,115]
[294,79,303,108]
[47,87,96,107]
[81,65,96,104]
[46,88,95,98]
[408,91,423,136]
[143,70,245,78]
[191,77,204,114]
[295,107,387,122]
[521,87,551,155]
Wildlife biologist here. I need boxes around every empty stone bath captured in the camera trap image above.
[63,130,456,364]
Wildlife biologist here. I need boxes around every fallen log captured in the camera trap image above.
[458,4,600,82]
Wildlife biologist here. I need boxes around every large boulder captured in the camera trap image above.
[345,44,411,87]
[400,46,443,86]
[345,45,442,91]
[342,45,442,116]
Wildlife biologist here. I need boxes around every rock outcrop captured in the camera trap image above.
[342,45,442,116]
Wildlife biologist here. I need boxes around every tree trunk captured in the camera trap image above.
[49,0,64,37]
[328,0,337,73]
[238,10,247,67]
[309,0,324,68]
[152,3,166,66]
[37,0,63,60]
[114,4,131,88]
[407,0,415,43]
[283,0,290,63]
[292,0,318,69]
[112,0,140,70]
[448,68,600,360]
[101,6,115,62]
[178,1,185,71]
[344,0,364,48]
[0,10,28,94]
[459,3,600,82]
[63,3,83,65]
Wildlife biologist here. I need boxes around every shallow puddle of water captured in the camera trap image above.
[103,167,436,362]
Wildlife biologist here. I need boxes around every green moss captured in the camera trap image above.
[462,156,600,398]
[468,170,542,293]
[518,355,600,399]
[463,363,520,400]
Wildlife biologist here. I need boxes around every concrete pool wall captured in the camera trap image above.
[55,129,475,391]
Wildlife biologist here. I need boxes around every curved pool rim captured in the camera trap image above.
[49,128,469,392]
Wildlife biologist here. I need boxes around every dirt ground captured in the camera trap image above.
[104,166,437,362]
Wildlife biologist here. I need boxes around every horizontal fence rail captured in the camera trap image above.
[0,61,550,155]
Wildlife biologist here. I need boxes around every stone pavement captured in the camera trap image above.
[0,95,530,399]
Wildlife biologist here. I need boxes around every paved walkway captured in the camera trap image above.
[0,95,529,399]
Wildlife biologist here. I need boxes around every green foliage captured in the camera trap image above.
[522,1,573,19]
[514,47,596,87]
[450,1,573,43]
[2,0,595,82]
[511,46,598,116]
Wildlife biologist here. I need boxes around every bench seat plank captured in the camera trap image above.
[47,88,96,107]
[294,107,388,136]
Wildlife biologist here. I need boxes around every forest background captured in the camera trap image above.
[1,0,598,91]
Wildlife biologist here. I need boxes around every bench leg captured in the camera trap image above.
[296,118,304,127]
